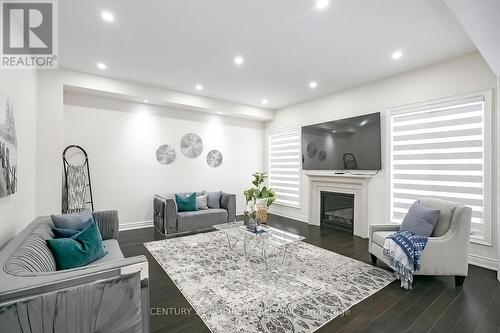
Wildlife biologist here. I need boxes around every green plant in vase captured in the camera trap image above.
[244,172,276,225]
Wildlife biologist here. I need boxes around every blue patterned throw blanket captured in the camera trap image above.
[383,231,428,289]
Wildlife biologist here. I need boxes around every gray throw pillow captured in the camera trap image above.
[196,194,208,210]
[205,191,222,209]
[51,210,94,230]
[400,202,440,237]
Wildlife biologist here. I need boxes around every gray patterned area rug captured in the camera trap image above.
[144,231,395,333]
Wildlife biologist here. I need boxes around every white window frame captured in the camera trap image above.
[386,90,493,246]
[268,126,302,209]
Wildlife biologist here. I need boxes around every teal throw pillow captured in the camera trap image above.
[175,192,197,212]
[47,222,107,270]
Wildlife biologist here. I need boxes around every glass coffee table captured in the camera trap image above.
[214,221,305,270]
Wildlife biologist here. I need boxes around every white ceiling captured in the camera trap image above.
[444,0,500,77]
[59,0,476,110]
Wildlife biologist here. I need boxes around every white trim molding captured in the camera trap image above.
[119,220,153,231]
[304,170,374,238]
[497,77,500,281]
[268,206,308,223]
[469,253,498,271]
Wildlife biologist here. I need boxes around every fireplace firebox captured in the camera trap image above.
[320,191,354,232]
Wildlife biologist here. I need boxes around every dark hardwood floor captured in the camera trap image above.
[119,214,500,333]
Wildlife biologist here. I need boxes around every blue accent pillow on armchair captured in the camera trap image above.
[175,192,197,212]
[47,222,107,270]
[400,201,440,237]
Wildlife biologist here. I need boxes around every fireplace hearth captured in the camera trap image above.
[320,191,354,232]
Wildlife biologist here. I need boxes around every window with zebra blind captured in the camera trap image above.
[389,92,492,244]
[268,127,301,208]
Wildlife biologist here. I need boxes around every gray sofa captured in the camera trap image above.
[0,210,150,332]
[154,192,236,235]
[369,198,472,286]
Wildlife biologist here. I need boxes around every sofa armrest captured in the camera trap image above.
[221,193,236,222]
[369,224,400,249]
[0,255,148,303]
[369,224,400,237]
[164,197,178,234]
[92,210,119,240]
[0,256,150,332]
[153,195,178,235]
[418,206,472,276]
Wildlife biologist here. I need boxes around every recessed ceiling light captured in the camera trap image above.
[217,111,222,115]
[234,56,244,66]
[391,50,403,60]
[316,0,329,10]
[144,99,148,103]
[101,11,114,22]
[332,130,337,133]
[309,81,318,88]
[261,99,268,105]
[360,120,368,126]
[195,84,203,91]
[97,62,107,70]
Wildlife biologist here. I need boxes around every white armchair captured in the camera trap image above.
[369,198,472,286]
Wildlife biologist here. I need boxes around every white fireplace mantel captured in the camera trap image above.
[304,170,375,238]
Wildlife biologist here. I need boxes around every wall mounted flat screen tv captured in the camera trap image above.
[301,112,381,171]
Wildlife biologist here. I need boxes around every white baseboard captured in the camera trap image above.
[269,209,308,223]
[468,253,498,271]
[120,220,153,231]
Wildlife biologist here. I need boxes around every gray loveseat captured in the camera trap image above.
[0,210,150,332]
[154,192,236,235]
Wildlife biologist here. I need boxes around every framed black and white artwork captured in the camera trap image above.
[0,93,17,198]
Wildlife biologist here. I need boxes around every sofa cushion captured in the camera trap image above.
[47,222,107,270]
[176,191,204,198]
[51,210,94,230]
[90,239,124,265]
[417,198,457,237]
[5,222,56,274]
[372,231,395,248]
[196,194,208,210]
[400,202,440,237]
[205,191,222,208]
[52,226,81,238]
[177,209,228,232]
[52,216,94,238]
[175,192,197,212]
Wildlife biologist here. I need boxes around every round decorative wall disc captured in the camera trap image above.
[180,133,203,158]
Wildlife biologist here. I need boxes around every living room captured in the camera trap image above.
[1,1,500,332]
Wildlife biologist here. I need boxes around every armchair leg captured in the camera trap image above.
[455,276,465,286]
[370,254,377,265]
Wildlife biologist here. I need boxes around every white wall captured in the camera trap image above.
[265,52,499,269]
[63,92,264,227]
[36,69,271,218]
[0,70,37,248]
